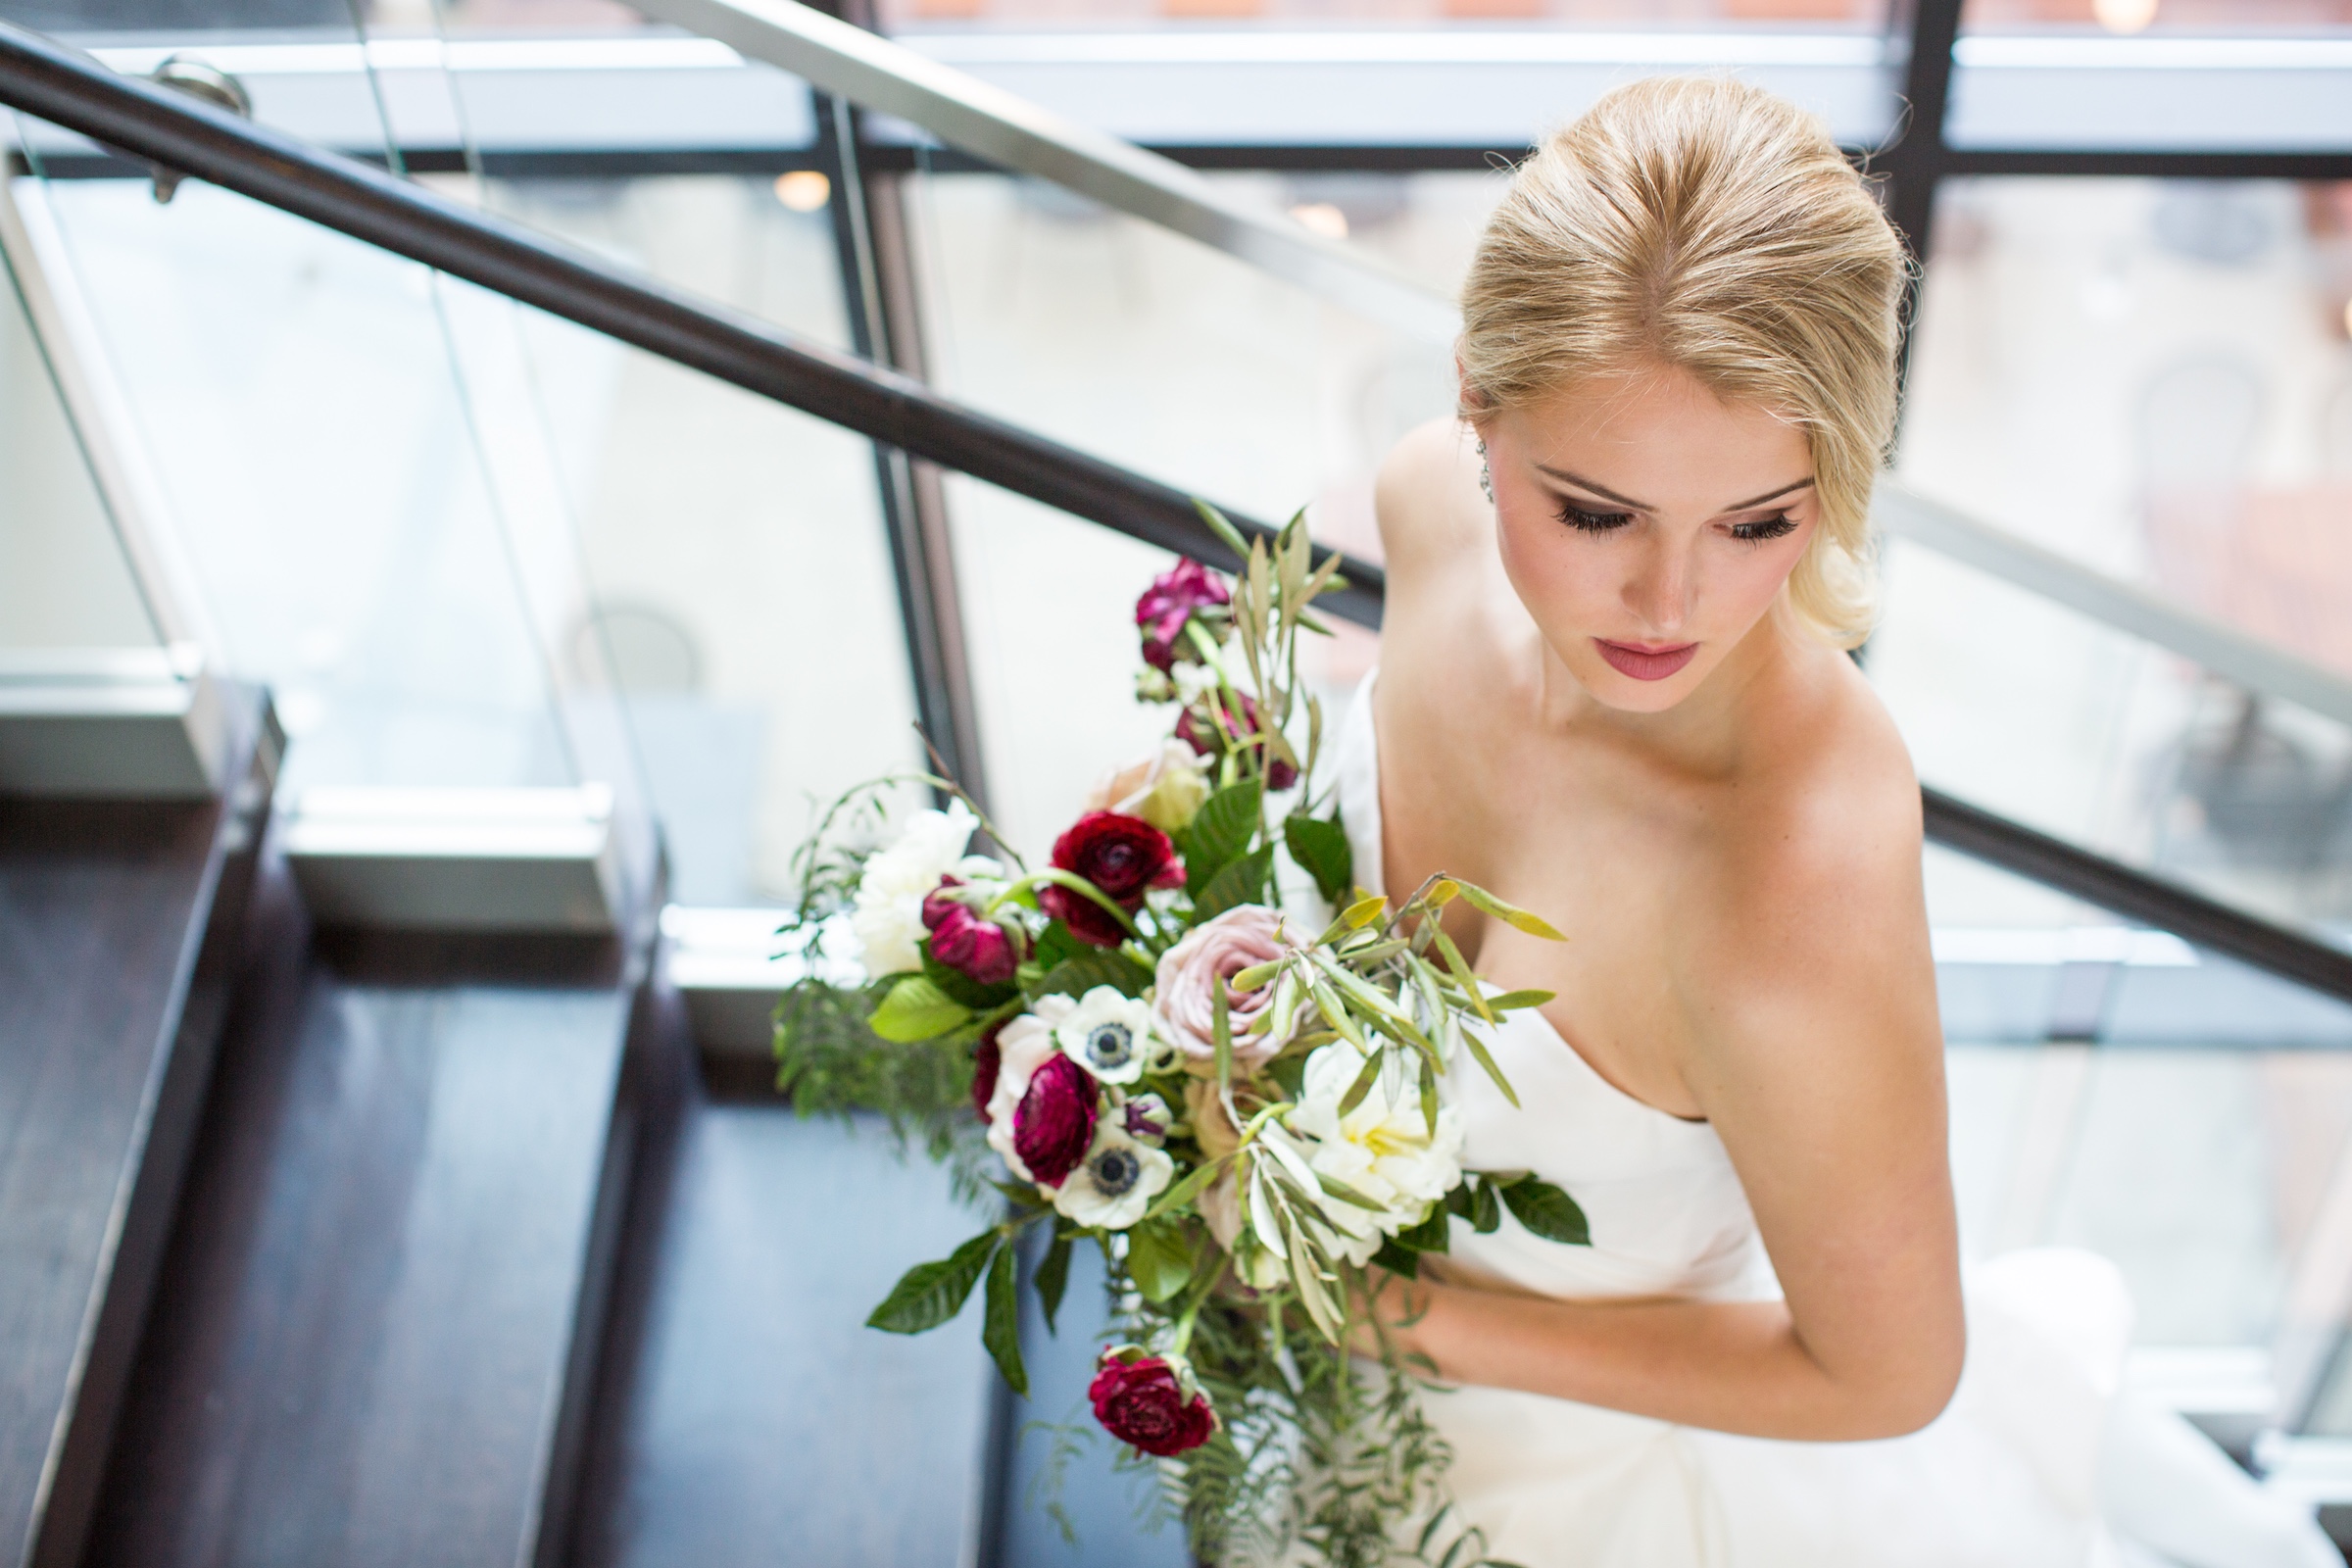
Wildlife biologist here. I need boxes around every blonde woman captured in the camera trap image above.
[1339,76,2337,1567]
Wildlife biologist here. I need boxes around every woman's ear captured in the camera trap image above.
[1454,355,1487,419]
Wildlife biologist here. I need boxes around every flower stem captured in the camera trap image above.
[985,869,1138,937]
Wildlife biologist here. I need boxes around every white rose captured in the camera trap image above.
[847,801,999,978]
[984,996,1075,1180]
[1054,986,1171,1087]
[1285,1043,1465,1266]
[1053,1121,1174,1230]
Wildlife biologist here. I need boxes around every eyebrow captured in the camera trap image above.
[1534,466,1817,514]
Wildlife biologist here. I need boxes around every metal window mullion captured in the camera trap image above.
[815,86,989,809]
[1886,0,1964,401]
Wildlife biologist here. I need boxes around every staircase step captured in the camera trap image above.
[83,864,650,1567]
[0,688,275,1568]
[569,1094,998,1567]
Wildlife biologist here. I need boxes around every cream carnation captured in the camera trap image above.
[848,801,998,978]
[1285,1043,1465,1266]
[1152,905,1298,1069]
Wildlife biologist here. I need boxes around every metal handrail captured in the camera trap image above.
[0,21,1385,627]
[0,17,2347,1006]
[631,0,1460,345]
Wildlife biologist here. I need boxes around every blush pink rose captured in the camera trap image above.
[1152,905,1296,1069]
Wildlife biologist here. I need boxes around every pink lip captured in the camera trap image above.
[1594,639,1698,682]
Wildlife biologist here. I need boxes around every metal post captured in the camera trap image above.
[812,73,990,808]
[1884,0,1965,397]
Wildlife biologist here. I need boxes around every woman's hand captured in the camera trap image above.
[1348,1267,1447,1367]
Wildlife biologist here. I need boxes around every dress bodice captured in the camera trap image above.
[1329,672,1776,1304]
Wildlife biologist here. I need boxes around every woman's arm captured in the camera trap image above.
[1369,743,1964,1443]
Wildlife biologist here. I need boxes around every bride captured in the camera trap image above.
[1337,75,2340,1568]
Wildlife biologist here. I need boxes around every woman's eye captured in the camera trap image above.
[1558,505,1634,534]
[1729,513,1797,543]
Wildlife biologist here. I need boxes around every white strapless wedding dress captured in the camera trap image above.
[1328,674,2338,1568]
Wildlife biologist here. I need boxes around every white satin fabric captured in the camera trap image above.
[1328,673,2336,1568]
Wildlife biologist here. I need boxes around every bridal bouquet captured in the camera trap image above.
[772,508,1586,1568]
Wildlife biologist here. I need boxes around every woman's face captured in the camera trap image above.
[1482,365,1819,715]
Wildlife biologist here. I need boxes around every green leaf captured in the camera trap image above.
[1336,1048,1383,1116]
[1192,500,1251,562]
[1283,813,1353,906]
[1486,989,1556,1013]
[1140,1152,1229,1226]
[1498,1178,1591,1246]
[1459,1029,1521,1109]
[1372,1237,1421,1278]
[981,1240,1028,1396]
[1126,1216,1196,1303]
[921,946,1020,1010]
[1030,948,1153,1002]
[1392,1205,1450,1254]
[1036,1233,1073,1336]
[1469,1176,1502,1235]
[866,1230,999,1333]
[1032,918,1083,973]
[1184,779,1262,896]
[1454,881,1567,941]
[1194,844,1275,921]
[867,975,972,1043]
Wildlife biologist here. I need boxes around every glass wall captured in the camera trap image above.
[1962,0,2352,33]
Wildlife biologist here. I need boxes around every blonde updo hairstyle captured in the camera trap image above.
[1458,75,1908,648]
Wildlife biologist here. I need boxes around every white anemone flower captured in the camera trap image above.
[848,800,999,978]
[1054,1121,1174,1230]
[1054,986,1169,1087]
[1286,1043,1465,1266]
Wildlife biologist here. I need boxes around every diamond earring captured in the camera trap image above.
[1475,438,1494,505]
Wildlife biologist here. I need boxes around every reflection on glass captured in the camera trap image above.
[1962,0,2352,33]
[18,178,586,799]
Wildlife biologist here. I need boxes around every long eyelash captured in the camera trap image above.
[1557,503,1634,534]
[1730,513,1797,544]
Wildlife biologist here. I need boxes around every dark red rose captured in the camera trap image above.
[970,1018,1005,1118]
[1177,691,1298,791]
[1135,560,1229,672]
[1088,1350,1215,1456]
[1042,812,1185,948]
[1013,1054,1099,1187]
[922,879,1019,986]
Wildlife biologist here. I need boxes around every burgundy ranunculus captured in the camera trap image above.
[1177,691,1298,791]
[970,1018,1005,1118]
[1013,1054,1099,1187]
[1041,811,1185,948]
[1135,559,1230,673]
[1088,1350,1216,1456]
[922,878,1019,986]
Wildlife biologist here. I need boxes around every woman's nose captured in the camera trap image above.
[1622,538,1694,632]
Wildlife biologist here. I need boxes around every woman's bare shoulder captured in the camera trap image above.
[1691,658,1931,1007]
[1373,416,1489,587]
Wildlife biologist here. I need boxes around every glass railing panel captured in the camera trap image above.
[466,172,921,905]
[0,211,162,652]
[4,169,600,799]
